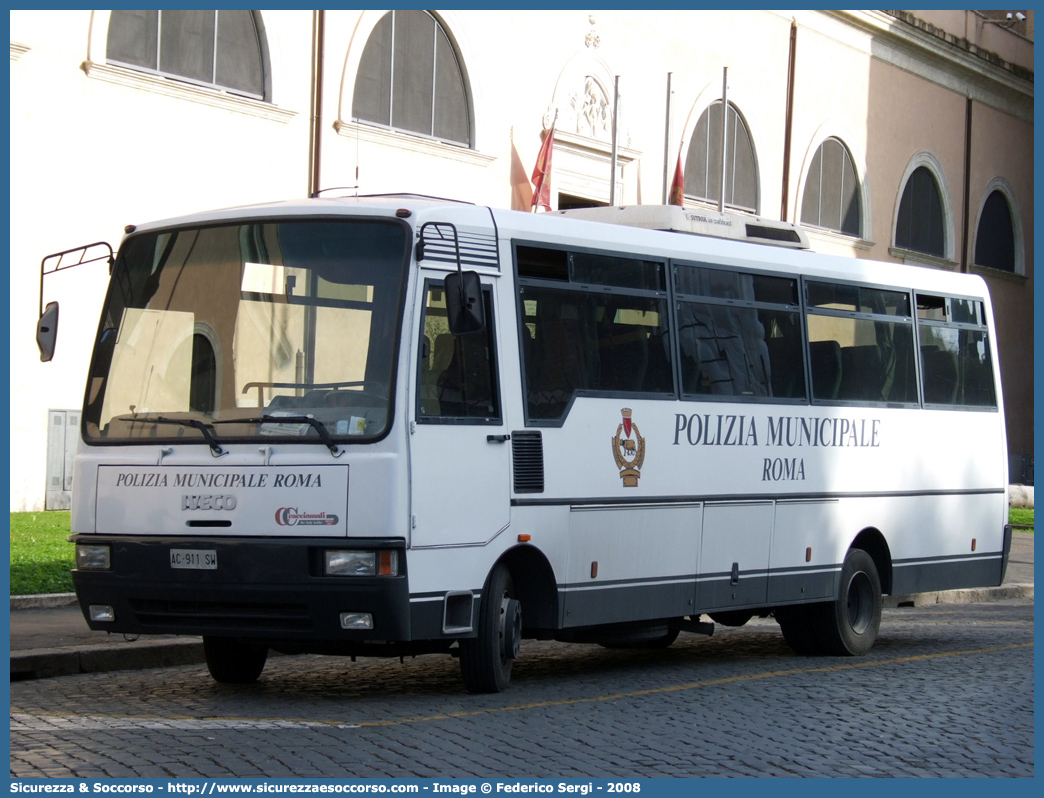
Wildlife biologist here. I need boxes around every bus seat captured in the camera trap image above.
[889,328,918,403]
[528,307,595,417]
[961,344,994,405]
[839,345,884,401]
[766,337,800,398]
[419,333,455,415]
[643,331,673,393]
[302,389,330,407]
[809,340,842,400]
[599,323,648,392]
[438,334,493,417]
[265,394,301,411]
[921,346,958,404]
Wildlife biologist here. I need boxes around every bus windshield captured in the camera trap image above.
[83,219,409,445]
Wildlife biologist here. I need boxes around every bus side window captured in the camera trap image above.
[916,294,997,409]
[418,282,501,422]
[806,282,918,405]
[523,290,597,420]
[520,286,672,420]
[675,264,804,401]
[517,244,672,421]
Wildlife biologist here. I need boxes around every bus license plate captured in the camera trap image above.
[170,549,218,570]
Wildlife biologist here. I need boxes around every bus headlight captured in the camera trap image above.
[76,544,111,571]
[324,549,399,577]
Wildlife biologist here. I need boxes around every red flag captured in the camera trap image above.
[668,153,684,207]
[531,123,556,212]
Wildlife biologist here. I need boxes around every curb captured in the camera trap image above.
[10,593,79,611]
[10,638,205,681]
[885,583,1033,607]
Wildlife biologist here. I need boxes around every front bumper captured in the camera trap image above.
[70,535,410,644]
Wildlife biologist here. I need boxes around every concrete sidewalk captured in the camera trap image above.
[9,532,1034,681]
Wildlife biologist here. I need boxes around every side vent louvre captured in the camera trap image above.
[418,223,500,270]
[745,224,801,244]
[512,431,544,493]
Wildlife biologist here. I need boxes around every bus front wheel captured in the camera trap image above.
[459,563,520,693]
[203,636,268,684]
[819,548,882,656]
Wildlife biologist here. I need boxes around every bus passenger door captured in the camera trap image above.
[410,276,511,548]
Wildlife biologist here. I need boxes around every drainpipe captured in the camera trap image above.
[961,97,972,272]
[781,20,797,221]
[308,10,326,198]
[610,75,620,205]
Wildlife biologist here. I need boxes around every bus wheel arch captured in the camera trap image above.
[850,527,893,596]
[497,544,559,635]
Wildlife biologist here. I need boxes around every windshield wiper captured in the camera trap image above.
[154,417,226,457]
[213,414,343,457]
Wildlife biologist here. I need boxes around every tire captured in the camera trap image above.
[774,605,824,655]
[459,563,520,693]
[709,610,755,628]
[203,636,268,684]
[817,548,882,656]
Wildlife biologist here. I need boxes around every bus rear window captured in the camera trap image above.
[916,293,997,408]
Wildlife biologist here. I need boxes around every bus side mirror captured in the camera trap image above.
[445,270,485,335]
[37,301,59,362]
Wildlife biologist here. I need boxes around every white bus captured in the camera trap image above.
[41,197,1012,693]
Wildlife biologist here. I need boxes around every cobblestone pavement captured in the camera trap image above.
[10,600,1033,778]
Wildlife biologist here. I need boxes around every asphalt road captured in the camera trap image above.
[10,598,1033,778]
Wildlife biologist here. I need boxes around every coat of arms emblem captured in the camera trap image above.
[611,408,645,487]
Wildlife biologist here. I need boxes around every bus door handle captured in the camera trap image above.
[487,434,511,443]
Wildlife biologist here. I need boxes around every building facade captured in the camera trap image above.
[9,10,1033,510]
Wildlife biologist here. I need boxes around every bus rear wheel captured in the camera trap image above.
[459,563,520,693]
[774,605,823,655]
[817,548,882,656]
[203,636,268,684]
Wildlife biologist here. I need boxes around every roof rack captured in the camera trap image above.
[556,205,809,250]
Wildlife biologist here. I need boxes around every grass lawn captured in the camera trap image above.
[10,511,74,595]
[6,506,1036,595]
[1009,507,1034,529]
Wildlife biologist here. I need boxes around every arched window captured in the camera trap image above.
[895,166,945,258]
[352,10,471,147]
[107,10,266,100]
[683,101,757,213]
[800,138,861,236]
[974,190,1016,273]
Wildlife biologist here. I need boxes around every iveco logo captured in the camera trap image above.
[182,495,237,511]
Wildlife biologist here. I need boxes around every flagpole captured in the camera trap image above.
[609,75,620,206]
[662,72,673,205]
[719,66,728,214]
